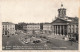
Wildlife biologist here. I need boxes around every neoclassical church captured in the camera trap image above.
[51,4,78,38]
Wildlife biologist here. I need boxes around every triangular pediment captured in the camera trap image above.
[52,18,68,23]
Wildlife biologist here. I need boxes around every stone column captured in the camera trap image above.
[73,25,74,33]
[70,25,72,37]
[66,25,69,37]
[53,25,54,34]
[74,25,76,33]
[54,25,55,35]
[60,25,61,35]
[53,26,54,35]
[61,25,63,36]
[57,25,58,35]
[63,25,64,36]
[71,25,72,33]
[55,25,56,35]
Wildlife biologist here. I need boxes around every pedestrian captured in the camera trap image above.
[70,38,73,46]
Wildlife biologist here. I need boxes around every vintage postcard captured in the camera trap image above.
[0,0,80,52]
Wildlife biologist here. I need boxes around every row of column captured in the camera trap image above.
[52,25,67,35]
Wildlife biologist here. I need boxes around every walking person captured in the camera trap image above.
[70,37,74,46]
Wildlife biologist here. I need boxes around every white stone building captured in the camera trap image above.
[2,22,15,35]
[43,23,52,34]
[23,23,40,34]
[23,23,40,31]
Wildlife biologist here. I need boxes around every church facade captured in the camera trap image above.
[51,4,78,38]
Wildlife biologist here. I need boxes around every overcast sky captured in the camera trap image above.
[0,0,80,23]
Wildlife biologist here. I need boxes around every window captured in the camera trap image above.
[3,26,4,27]
[3,28,4,30]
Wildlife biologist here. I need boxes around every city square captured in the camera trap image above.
[2,2,79,50]
[2,29,78,50]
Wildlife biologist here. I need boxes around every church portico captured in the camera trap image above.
[52,25,67,36]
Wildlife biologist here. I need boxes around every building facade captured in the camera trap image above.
[2,22,15,35]
[23,23,40,31]
[43,23,51,31]
[23,23,52,34]
[23,23,40,34]
[43,23,52,34]
[51,4,78,38]
[67,17,78,37]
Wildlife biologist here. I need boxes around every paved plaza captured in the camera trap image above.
[2,31,78,50]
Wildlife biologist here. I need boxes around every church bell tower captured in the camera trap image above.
[58,4,66,18]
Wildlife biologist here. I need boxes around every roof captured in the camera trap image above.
[26,23,40,25]
[52,17,78,24]
[2,22,15,25]
[43,23,51,25]
[52,18,69,23]
[43,22,51,24]
[67,17,78,23]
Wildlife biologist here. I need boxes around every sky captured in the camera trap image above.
[0,0,80,23]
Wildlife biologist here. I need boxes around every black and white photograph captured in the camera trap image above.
[0,0,79,50]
